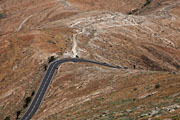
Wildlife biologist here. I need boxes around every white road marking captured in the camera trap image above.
[24,63,57,120]
[22,60,121,120]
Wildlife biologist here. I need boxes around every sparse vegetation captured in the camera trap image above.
[142,0,152,8]
[23,97,31,108]
[127,9,139,15]
[31,91,35,97]
[0,14,4,19]
[4,116,10,120]
[133,65,136,69]
[127,0,151,14]
[16,110,21,120]
[155,83,160,89]
[171,114,180,120]
[44,64,47,71]
[47,40,56,45]
[133,88,137,91]
[1,0,180,120]
[124,67,128,69]
[48,56,55,64]
[15,91,35,120]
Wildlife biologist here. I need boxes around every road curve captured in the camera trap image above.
[20,58,121,120]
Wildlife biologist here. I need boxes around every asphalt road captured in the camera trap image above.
[20,58,121,120]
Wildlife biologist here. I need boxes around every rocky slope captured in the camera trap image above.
[0,0,180,120]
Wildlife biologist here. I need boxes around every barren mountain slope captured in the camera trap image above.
[0,0,180,120]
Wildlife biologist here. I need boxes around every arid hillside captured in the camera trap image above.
[0,0,180,120]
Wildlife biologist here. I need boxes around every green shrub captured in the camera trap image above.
[48,56,55,63]
[0,14,4,19]
[155,83,160,89]
[31,91,35,97]
[142,0,151,8]
[16,110,21,119]
[23,96,31,108]
[4,116,10,120]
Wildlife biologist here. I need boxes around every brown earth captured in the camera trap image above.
[0,0,180,120]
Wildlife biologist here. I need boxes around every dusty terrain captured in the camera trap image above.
[0,0,180,120]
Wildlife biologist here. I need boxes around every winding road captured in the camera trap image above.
[20,58,121,120]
